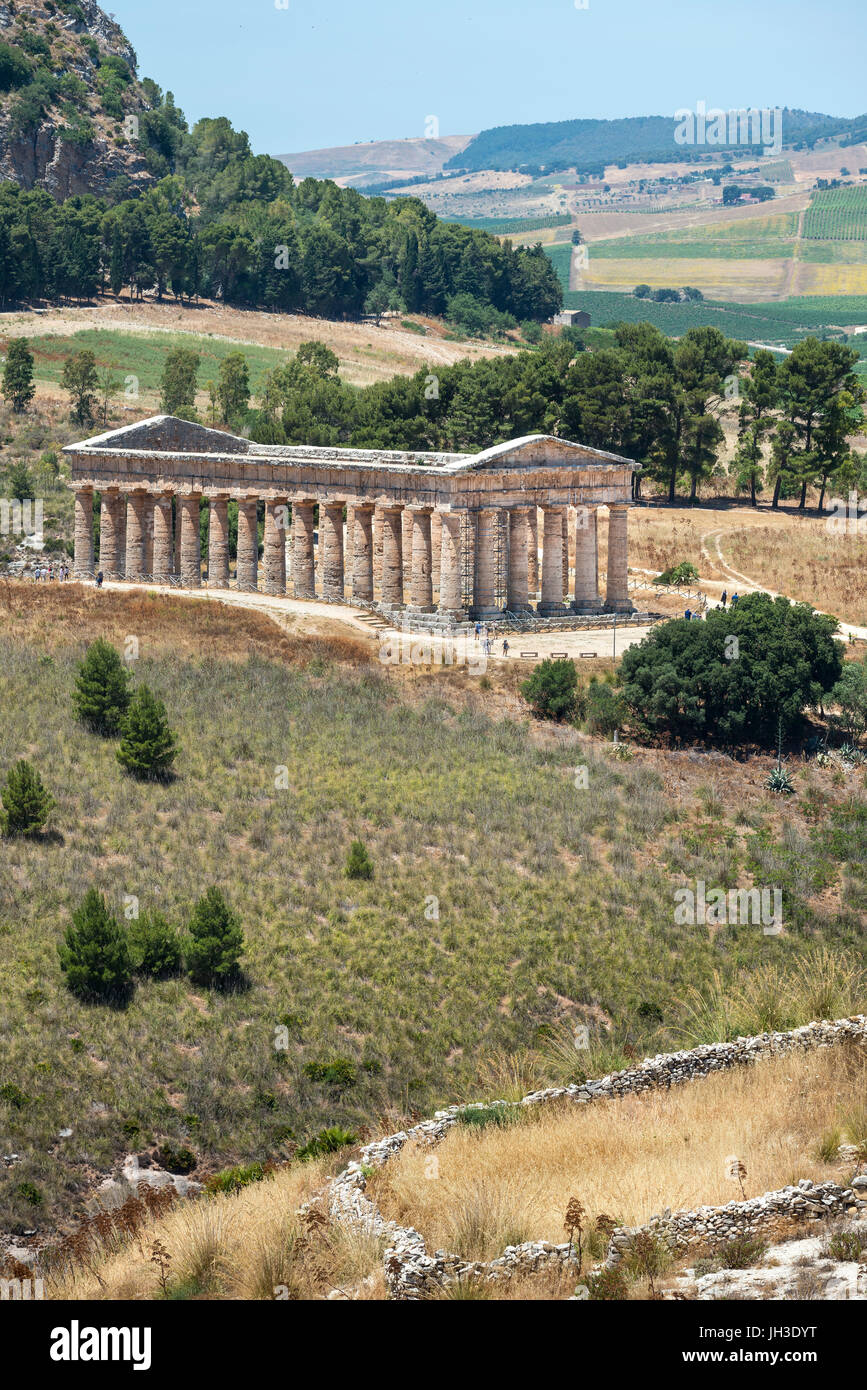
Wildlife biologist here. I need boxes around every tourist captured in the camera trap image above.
[731,592,739,607]
[96,570,104,588]
[684,608,692,621]
[502,639,510,657]
[720,590,727,608]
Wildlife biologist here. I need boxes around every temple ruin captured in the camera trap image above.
[65,417,638,621]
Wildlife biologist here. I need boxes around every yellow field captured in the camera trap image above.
[792,262,867,296]
[372,1044,867,1261]
[581,257,791,301]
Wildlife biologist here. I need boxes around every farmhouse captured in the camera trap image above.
[65,417,637,620]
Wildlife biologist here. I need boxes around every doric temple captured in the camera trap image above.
[65,416,638,620]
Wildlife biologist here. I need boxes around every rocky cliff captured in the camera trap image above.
[0,0,155,199]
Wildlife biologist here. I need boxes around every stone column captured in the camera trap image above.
[562,510,570,596]
[373,509,383,594]
[236,498,259,592]
[408,506,434,611]
[143,496,154,578]
[401,508,414,596]
[99,489,121,579]
[321,500,345,601]
[528,507,539,598]
[114,492,126,578]
[507,506,533,612]
[263,501,288,595]
[472,507,502,618]
[152,494,173,583]
[431,509,442,597]
[172,499,181,577]
[573,506,601,612]
[125,491,147,581]
[292,499,315,599]
[438,511,463,615]
[605,504,633,613]
[352,504,375,603]
[179,494,202,588]
[539,506,567,614]
[380,506,404,609]
[73,487,94,579]
[208,495,230,589]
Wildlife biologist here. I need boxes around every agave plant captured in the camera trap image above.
[839,743,865,766]
[765,765,796,795]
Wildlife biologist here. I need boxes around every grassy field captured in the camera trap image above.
[372,1044,867,1258]
[10,329,293,404]
[591,214,800,260]
[1,584,865,1233]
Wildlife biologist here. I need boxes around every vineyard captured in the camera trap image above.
[446,213,572,234]
[804,187,867,240]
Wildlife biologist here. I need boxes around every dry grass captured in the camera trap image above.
[371,1044,867,1261]
[50,1155,386,1301]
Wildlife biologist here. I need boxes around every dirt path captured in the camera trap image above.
[700,526,867,640]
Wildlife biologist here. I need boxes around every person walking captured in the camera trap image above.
[720,589,727,608]
[96,570,104,589]
[685,608,692,621]
[502,639,510,657]
[731,592,739,607]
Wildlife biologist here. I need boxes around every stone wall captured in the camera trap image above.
[314,1015,867,1299]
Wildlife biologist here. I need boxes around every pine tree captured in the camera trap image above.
[73,639,131,736]
[116,684,178,780]
[0,760,55,836]
[1,338,35,413]
[345,839,374,880]
[187,887,244,986]
[58,888,134,1002]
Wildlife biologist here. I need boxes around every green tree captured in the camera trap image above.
[61,349,100,426]
[187,886,244,986]
[2,337,35,412]
[116,684,178,780]
[734,350,779,505]
[58,888,134,1002]
[778,338,865,511]
[6,458,34,500]
[829,657,867,743]
[216,351,250,424]
[160,347,200,417]
[1,760,55,836]
[345,839,374,880]
[73,639,131,735]
[129,912,183,978]
[618,594,843,746]
[521,657,579,721]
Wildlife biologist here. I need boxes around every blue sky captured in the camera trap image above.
[111,0,867,156]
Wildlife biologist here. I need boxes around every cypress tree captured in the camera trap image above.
[116,684,178,780]
[1,338,35,413]
[0,760,55,836]
[73,639,131,735]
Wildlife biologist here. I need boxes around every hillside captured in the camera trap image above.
[0,0,156,198]
[447,110,867,176]
[278,134,473,189]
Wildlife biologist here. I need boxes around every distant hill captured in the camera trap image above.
[0,0,160,198]
[277,134,473,188]
[446,110,867,175]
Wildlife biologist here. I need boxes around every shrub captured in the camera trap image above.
[521,657,578,721]
[303,1057,358,1090]
[58,888,134,1003]
[16,1181,43,1206]
[715,1235,767,1269]
[586,1266,629,1299]
[457,1103,518,1130]
[0,43,33,93]
[0,1082,31,1110]
[345,839,374,880]
[73,639,131,735]
[654,561,699,586]
[584,678,625,737]
[129,913,183,978]
[204,1162,266,1196]
[156,1143,197,1175]
[1,760,55,836]
[825,1228,867,1262]
[186,887,244,987]
[295,1126,357,1162]
[116,684,178,780]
